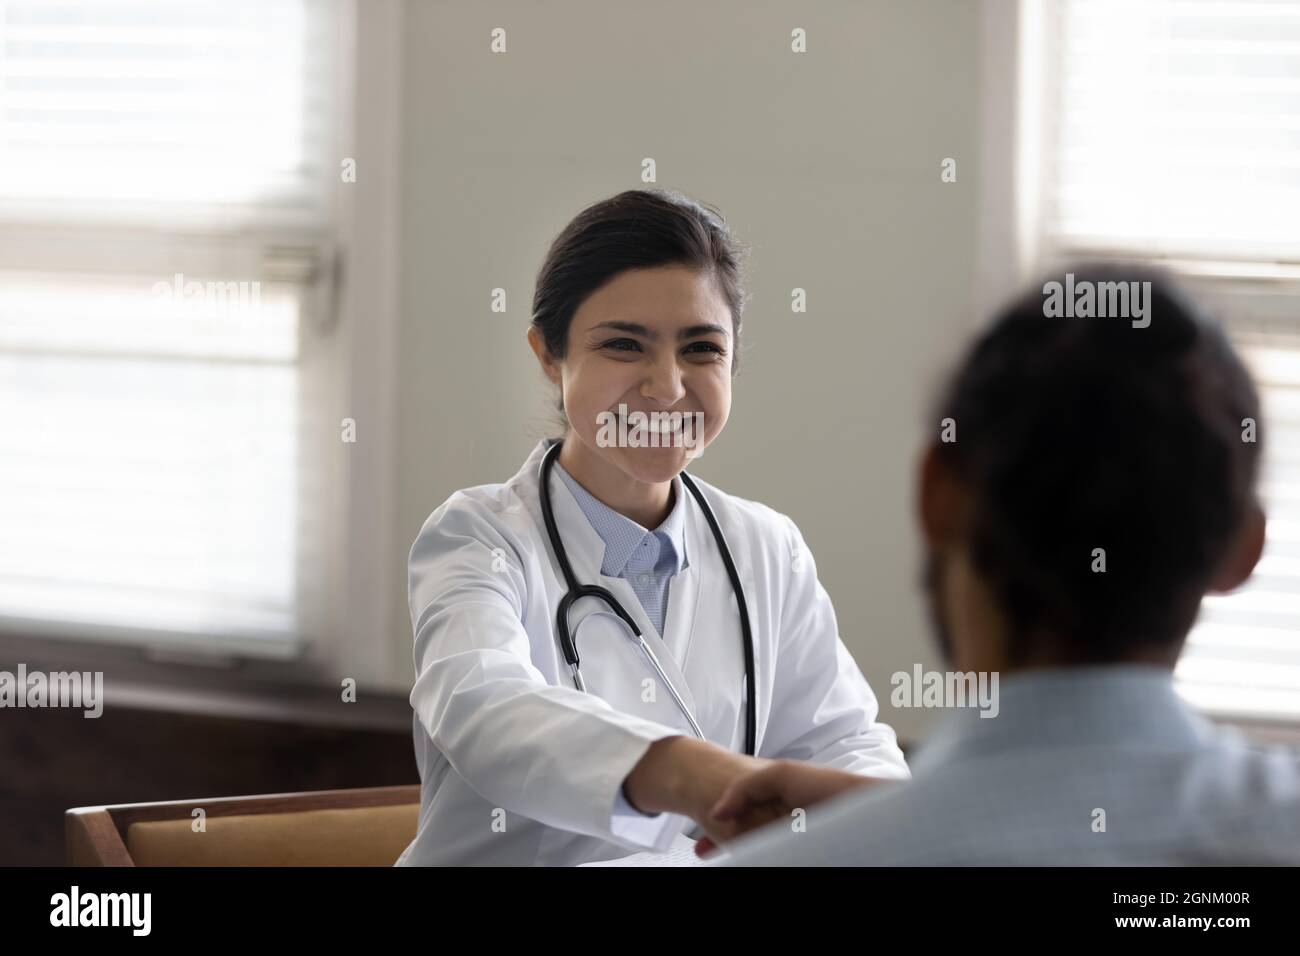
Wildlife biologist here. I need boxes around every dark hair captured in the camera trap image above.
[531,189,748,370]
[934,266,1262,664]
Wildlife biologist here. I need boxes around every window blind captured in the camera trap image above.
[1045,0,1300,262]
[1176,286,1300,719]
[1043,0,1300,718]
[0,0,340,655]
[0,0,333,226]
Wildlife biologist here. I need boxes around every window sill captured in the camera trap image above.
[0,630,412,733]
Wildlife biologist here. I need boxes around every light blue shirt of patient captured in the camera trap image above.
[721,665,1300,866]
[554,460,689,823]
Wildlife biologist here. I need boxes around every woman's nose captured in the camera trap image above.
[640,355,686,406]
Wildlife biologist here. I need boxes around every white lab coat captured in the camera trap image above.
[395,440,909,866]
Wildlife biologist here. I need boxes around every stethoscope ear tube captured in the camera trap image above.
[538,438,757,757]
[679,470,758,757]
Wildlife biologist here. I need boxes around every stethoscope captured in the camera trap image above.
[538,438,757,756]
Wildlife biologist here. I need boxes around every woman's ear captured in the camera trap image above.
[526,326,562,387]
[1208,500,1266,594]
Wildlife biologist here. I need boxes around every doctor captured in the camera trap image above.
[396,189,908,866]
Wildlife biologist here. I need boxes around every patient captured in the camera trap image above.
[705,268,1300,865]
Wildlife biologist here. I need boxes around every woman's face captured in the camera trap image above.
[530,264,734,486]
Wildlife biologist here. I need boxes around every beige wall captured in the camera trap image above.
[392,0,983,741]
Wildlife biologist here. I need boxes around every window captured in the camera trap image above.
[0,0,344,657]
[1037,0,1300,719]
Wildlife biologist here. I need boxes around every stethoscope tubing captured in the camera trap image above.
[538,438,757,756]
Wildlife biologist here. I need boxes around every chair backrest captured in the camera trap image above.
[66,785,420,866]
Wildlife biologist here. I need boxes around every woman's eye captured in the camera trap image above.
[599,338,724,358]
[601,338,642,352]
[684,341,725,356]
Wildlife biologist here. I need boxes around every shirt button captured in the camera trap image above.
[638,574,651,586]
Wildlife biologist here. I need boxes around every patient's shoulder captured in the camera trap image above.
[1195,731,1300,812]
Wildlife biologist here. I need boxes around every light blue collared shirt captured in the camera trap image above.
[722,665,1300,865]
[553,460,688,638]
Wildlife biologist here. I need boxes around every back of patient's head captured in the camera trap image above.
[933,267,1263,665]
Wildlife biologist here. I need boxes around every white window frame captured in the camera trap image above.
[0,0,407,701]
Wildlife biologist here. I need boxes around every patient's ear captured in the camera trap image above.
[1208,501,1266,593]
[917,443,967,547]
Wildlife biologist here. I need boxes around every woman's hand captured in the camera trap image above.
[621,736,772,838]
[692,760,879,856]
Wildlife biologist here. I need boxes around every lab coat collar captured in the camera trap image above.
[553,457,689,578]
[519,439,692,585]
[517,440,608,590]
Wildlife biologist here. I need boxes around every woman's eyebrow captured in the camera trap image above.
[590,320,728,341]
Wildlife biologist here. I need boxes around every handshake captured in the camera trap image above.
[622,736,887,858]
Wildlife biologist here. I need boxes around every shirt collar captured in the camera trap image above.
[553,460,689,578]
[909,664,1217,774]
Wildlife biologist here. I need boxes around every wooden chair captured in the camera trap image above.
[66,785,420,866]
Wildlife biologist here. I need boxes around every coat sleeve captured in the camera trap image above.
[758,515,911,781]
[408,498,689,851]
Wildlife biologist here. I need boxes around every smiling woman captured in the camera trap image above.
[529,263,732,526]
[526,190,745,525]
[397,189,909,866]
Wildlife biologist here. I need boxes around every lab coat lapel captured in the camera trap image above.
[518,439,618,638]
[541,453,612,593]
[673,473,756,752]
[529,444,705,731]
[597,471,703,726]
[657,475,703,688]
[531,445,656,657]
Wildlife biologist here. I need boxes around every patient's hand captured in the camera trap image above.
[693,760,878,857]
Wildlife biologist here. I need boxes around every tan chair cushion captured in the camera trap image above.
[126,803,419,866]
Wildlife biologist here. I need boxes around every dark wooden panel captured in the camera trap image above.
[0,701,418,866]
